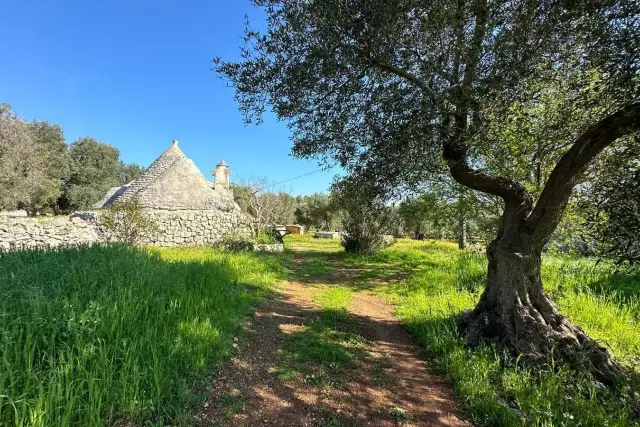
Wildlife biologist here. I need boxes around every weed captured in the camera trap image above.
[217,393,245,420]
[389,407,414,423]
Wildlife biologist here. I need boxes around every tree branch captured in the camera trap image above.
[526,102,640,249]
[368,57,429,92]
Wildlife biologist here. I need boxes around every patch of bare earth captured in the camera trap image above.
[203,256,471,426]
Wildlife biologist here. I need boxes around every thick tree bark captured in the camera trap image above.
[457,241,617,383]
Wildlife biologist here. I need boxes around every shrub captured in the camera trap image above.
[217,232,254,251]
[331,179,392,255]
[100,199,159,245]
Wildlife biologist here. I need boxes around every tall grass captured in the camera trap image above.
[0,244,284,426]
[383,240,640,426]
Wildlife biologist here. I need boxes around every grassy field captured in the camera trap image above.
[2,237,638,426]
[287,235,640,426]
[0,244,285,426]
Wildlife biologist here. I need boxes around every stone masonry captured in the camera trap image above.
[0,141,251,251]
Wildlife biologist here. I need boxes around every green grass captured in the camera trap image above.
[0,244,284,426]
[286,235,640,426]
[382,241,640,426]
[314,287,354,310]
[276,306,369,388]
[216,392,245,420]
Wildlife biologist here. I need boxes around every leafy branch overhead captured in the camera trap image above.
[215,0,640,383]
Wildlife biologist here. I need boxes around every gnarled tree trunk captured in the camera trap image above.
[446,103,640,383]
[458,239,617,383]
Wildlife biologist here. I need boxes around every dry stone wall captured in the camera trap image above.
[0,208,251,251]
[0,215,104,251]
[147,209,250,247]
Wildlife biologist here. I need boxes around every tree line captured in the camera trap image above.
[0,103,143,216]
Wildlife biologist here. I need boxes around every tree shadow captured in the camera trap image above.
[0,244,283,426]
[585,269,640,302]
[207,289,467,427]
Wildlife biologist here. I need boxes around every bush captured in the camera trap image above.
[332,179,392,255]
[255,230,279,244]
[100,199,159,245]
[217,232,254,251]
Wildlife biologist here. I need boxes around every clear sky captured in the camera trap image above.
[0,0,338,195]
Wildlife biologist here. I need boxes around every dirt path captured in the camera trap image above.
[203,250,471,427]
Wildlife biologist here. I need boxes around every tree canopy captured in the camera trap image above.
[0,103,144,214]
[215,0,640,381]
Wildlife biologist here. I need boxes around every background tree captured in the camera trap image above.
[294,193,341,231]
[579,138,640,265]
[215,0,640,380]
[0,103,61,216]
[234,177,298,236]
[332,178,392,254]
[119,162,144,185]
[60,137,122,212]
[28,120,69,213]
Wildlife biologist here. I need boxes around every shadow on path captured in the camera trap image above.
[204,248,471,427]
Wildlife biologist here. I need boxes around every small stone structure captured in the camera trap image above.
[286,224,304,235]
[253,243,285,252]
[0,141,251,251]
[314,231,342,239]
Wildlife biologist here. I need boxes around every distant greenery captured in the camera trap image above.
[0,102,144,215]
[0,244,284,426]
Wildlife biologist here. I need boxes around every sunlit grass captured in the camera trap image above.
[286,234,640,426]
[0,244,284,426]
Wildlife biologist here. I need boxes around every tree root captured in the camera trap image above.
[457,296,620,386]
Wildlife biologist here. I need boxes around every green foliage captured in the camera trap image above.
[254,229,280,244]
[215,0,638,199]
[398,184,500,244]
[100,198,160,245]
[61,137,122,211]
[287,235,640,425]
[217,231,255,251]
[294,193,341,231]
[332,179,392,254]
[383,241,639,426]
[580,139,640,264]
[0,104,144,215]
[0,244,283,426]
[0,104,66,215]
[119,161,144,185]
[277,306,369,388]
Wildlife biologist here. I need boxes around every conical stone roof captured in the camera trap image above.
[93,141,235,211]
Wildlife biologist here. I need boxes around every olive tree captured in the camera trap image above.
[214,0,640,381]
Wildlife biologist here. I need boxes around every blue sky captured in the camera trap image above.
[0,0,337,195]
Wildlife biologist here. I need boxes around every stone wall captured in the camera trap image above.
[145,209,250,247]
[0,208,251,251]
[0,215,104,251]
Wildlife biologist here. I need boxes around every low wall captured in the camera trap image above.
[0,215,104,250]
[147,209,250,247]
[0,209,251,251]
